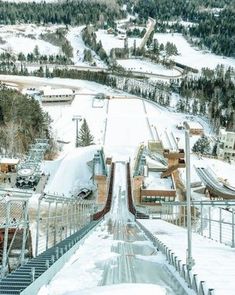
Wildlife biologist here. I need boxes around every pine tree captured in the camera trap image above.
[192,135,211,155]
[77,119,94,147]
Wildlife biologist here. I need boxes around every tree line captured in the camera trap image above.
[0,85,52,155]
[0,1,124,27]
[173,65,235,131]
[134,0,234,57]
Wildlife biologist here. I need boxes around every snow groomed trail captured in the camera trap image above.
[39,162,191,294]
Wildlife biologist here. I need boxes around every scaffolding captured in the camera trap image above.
[16,139,49,189]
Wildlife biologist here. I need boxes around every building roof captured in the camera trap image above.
[184,121,203,130]
[41,86,74,97]
[220,128,235,136]
[0,158,19,165]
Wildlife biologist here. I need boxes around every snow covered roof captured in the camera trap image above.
[184,121,203,130]
[145,171,173,190]
[41,87,74,97]
[0,158,19,165]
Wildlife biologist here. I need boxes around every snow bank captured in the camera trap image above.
[44,145,99,196]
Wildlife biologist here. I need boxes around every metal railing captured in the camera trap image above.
[137,220,215,295]
[138,201,235,248]
[162,203,235,248]
[0,190,96,278]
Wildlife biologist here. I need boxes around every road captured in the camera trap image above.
[14,59,182,79]
[139,17,156,50]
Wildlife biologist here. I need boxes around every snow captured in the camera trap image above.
[144,171,173,190]
[139,219,235,295]
[96,30,125,55]
[104,98,151,160]
[66,26,107,68]
[0,25,63,55]
[1,37,60,55]
[1,74,235,294]
[38,162,191,295]
[0,158,19,164]
[184,121,203,130]
[116,59,180,76]
[1,75,233,189]
[44,146,99,196]
[0,24,63,56]
[41,86,74,96]
[154,33,235,70]
[65,284,167,295]
[38,222,116,295]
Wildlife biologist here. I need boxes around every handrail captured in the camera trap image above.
[0,220,100,295]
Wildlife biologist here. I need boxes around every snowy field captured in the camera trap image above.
[0,25,62,55]
[96,30,125,55]
[154,33,235,70]
[95,31,142,56]
[0,24,107,68]
[66,27,107,68]
[116,59,180,76]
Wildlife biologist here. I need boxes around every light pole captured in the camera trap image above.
[185,130,195,270]
[72,115,82,148]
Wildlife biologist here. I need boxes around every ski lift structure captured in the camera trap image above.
[16,139,49,189]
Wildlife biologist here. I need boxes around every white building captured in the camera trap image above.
[217,128,235,162]
[41,87,75,103]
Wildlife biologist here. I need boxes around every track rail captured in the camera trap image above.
[93,163,115,220]
[196,167,235,199]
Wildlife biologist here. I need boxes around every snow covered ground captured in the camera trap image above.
[43,146,99,196]
[154,33,235,70]
[66,27,107,68]
[116,59,180,76]
[0,25,62,56]
[0,24,107,68]
[140,219,235,295]
[96,30,125,55]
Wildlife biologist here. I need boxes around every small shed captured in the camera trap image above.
[183,121,204,135]
[0,158,19,173]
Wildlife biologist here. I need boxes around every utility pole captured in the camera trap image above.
[72,115,82,148]
[185,130,195,270]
